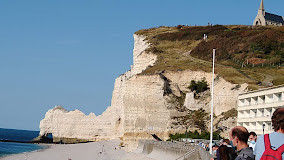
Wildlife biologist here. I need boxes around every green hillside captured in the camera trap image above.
[135,25,284,90]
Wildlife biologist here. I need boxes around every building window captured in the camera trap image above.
[273,93,281,102]
[252,97,257,105]
[258,96,265,104]
[257,108,264,117]
[239,99,245,107]
[247,98,251,106]
[265,94,273,104]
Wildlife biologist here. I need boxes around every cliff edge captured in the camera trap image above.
[39,25,284,150]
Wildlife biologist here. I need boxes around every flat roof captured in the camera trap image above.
[239,85,284,96]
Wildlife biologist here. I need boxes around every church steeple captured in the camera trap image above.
[259,0,264,10]
[259,0,265,15]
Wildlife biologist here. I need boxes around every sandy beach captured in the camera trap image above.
[1,140,155,160]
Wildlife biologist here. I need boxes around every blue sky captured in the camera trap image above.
[0,0,283,131]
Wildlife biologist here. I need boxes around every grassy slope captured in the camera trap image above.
[135,25,284,90]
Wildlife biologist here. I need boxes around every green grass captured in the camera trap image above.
[135,25,284,89]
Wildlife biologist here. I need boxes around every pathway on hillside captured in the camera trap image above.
[182,51,272,85]
[183,51,254,79]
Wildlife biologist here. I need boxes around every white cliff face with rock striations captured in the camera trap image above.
[39,34,158,142]
[163,71,247,115]
[39,34,247,146]
[39,105,116,141]
[131,34,157,75]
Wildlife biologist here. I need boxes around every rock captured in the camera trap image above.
[184,92,196,110]
[39,34,247,148]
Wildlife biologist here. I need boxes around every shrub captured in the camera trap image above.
[168,130,220,140]
[221,108,238,120]
[188,79,209,94]
[176,25,183,29]
[250,43,263,52]
[186,109,209,132]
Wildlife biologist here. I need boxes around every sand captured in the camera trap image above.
[1,140,155,160]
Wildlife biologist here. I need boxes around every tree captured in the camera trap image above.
[186,109,209,132]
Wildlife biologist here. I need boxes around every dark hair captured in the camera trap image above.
[231,128,249,143]
[272,108,284,131]
[212,144,219,148]
[223,139,230,144]
[249,131,257,137]
[218,145,230,160]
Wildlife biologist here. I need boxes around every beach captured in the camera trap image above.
[1,140,155,160]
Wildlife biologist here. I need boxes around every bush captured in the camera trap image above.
[186,109,209,132]
[221,108,238,120]
[176,25,183,29]
[188,79,209,94]
[250,43,263,52]
[168,130,220,140]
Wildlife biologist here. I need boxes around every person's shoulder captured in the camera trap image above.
[239,147,254,160]
[269,131,284,137]
[243,147,253,153]
[255,134,264,146]
[268,132,284,142]
[235,154,253,160]
[258,134,264,140]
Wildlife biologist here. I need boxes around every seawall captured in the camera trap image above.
[135,140,202,160]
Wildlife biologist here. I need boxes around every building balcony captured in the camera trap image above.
[251,129,274,135]
[237,116,271,123]
[237,101,284,111]
[238,86,284,100]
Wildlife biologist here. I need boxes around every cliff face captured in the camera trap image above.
[39,34,247,145]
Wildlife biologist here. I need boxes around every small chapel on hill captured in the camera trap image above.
[253,0,284,26]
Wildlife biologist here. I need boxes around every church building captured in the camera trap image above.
[253,0,284,26]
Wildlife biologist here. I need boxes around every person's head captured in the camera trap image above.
[272,108,284,133]
[223,139,230,146]
[212,144,219,150]
[248,131,257,143]
[229,126,249,149]
[218,145,230,160]
[212,145,219,155]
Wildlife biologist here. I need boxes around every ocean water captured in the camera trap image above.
[0,128,46,157]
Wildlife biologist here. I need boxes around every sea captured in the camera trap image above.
[0,128,46,157]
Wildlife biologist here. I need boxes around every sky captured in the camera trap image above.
[0,0,283,131]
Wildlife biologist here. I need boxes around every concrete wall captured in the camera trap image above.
[136,140,202,160]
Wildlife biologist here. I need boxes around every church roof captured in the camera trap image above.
[265,12,284,24]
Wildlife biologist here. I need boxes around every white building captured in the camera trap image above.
[237,85,284,135]
[253,0,284,26]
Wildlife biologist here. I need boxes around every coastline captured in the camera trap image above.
[0,142,50,159]
[0,140,155,160]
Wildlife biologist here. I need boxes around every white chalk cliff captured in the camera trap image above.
[39,34,247,144]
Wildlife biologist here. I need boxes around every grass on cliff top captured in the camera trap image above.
[135,25,284,89]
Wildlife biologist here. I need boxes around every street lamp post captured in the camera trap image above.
[209,49,216,155]
[262,124,266,135]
